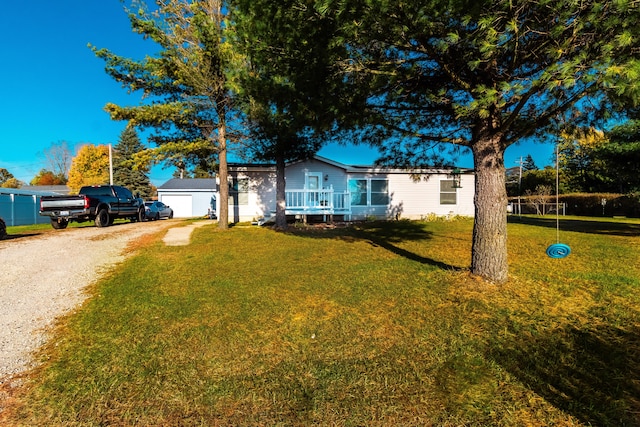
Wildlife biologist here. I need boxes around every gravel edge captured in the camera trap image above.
[0,220,180,383]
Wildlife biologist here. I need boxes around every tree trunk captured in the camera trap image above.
[471,135,508,283]
[217,122,229,230]
[275,155,287,229]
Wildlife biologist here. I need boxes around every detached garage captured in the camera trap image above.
[157,178,217,218]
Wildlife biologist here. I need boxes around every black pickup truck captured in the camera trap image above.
[40,185,145,229]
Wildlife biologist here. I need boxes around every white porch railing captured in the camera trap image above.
[284,187,351,217]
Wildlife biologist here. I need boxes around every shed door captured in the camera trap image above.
[160,194,192,218]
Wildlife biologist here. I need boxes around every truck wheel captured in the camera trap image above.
[132,207,145,223]
[95,209,110,227]
[50,218,69,230]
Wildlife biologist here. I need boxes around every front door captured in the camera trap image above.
[306,172,322,206]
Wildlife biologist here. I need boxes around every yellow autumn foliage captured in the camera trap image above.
[67,144,110,193]
[559,126,606,150]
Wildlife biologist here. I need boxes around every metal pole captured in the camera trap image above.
[109,144,114,185]
[515,156,523,195]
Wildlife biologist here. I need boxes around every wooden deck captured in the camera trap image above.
[257,188,351,224]
[284,188,351,218]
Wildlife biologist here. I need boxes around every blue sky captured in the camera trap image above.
[0,1,554,186]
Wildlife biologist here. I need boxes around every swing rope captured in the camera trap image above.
[556,144,560,244]
[546,144,571,259]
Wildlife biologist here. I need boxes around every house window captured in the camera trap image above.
[370,179,389,205]
[348,179,368,206]
[440,180,457,205]
[229,177,249,206]
[349,178,389,206]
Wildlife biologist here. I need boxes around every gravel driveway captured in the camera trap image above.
[0,220,179,383]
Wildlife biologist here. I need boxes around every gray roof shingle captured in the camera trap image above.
[158,178,216,190]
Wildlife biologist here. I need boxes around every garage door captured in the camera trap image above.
[160,195,192,218]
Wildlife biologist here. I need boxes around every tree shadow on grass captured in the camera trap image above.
[508,216,640,237]
[283,220,464,271]
[490,323,640,426]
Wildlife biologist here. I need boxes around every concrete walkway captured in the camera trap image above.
[162,221,211,246]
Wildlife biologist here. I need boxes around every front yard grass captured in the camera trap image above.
[4,216,640,426]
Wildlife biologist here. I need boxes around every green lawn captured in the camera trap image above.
[4,217,640,426]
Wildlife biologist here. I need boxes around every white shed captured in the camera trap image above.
[156,178,217,218]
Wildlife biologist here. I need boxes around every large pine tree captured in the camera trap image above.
[113,125,153,199]
[316,0,640,283]
[522,155,538,172]
[92,0,236,229]
[232,0,352,228]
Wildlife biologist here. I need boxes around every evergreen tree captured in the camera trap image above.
[92,0,239,229]
[313,0,640,283]
[520,167,564,195]
[232,0,350,228]
[522,154,537,172]
[557,123,640,193]
[558,126,609,193]
[113,125,153,199]
[600,121,640,193]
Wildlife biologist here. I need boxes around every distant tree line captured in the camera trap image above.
[508,122,640,197]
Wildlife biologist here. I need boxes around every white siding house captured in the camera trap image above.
[225,156,475,222]
[157,157,475,222]
[225,164,277,223]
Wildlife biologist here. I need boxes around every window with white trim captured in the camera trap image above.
[370,179,389,205]
[440,180,457,205]
[348,178,389,206]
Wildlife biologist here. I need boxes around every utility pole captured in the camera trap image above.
[515,156,523,216]
[515,156,523,195]
[109,144,114,185]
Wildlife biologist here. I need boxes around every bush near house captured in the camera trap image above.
[510,193,640,217]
